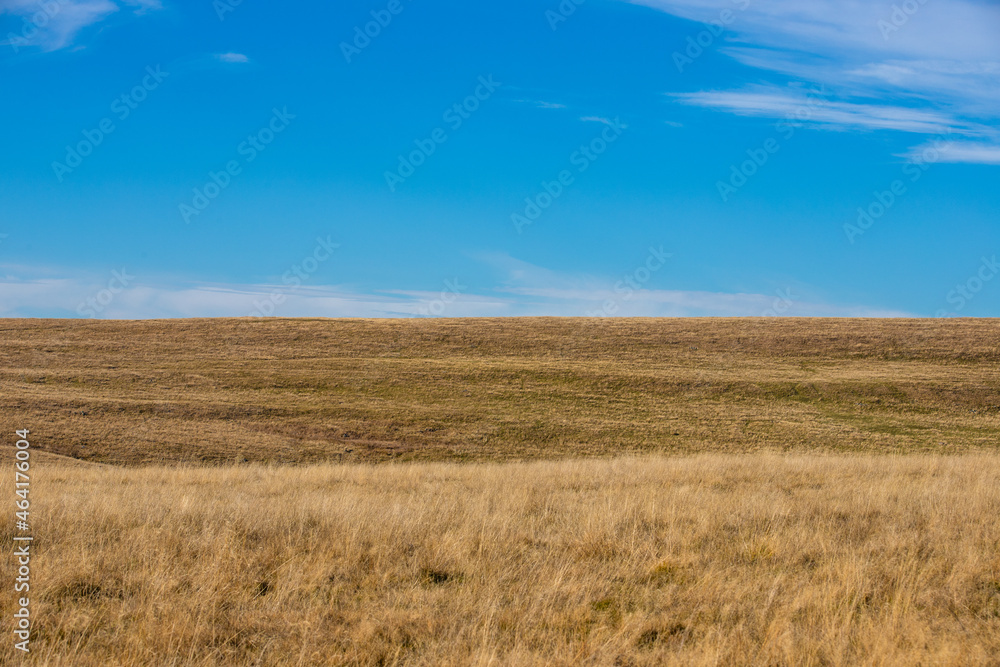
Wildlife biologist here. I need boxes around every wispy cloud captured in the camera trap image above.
[485,254,911,317]
[498,285,910,318]
[215,52,249,64]
[0,258,913,319]
[1,0,161,52]
[580,116,618,126]
[632,0,1000,163]
[671,86,980,135]
[903,141,1000,166]
[631,0,1000,63]
[511,99,568,110]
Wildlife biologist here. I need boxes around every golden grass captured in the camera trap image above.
[5,454,1000,665]
[3,318,999,663]
[2,318,1000,464]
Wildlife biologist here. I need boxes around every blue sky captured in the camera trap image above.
[1,0,998,318]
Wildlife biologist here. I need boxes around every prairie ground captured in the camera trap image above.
[1,318,999,464]
[2,454,999,666]
[2,318,999,665]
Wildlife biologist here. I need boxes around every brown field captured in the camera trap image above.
[1,318,999,464]
[2,455,1000,665]
[2,318,1000,665]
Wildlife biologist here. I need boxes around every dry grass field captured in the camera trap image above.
[2,455,999,666]
[2,318,1000,665]
[1,318,999,464]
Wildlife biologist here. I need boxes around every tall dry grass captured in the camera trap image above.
[4,454,1000,665]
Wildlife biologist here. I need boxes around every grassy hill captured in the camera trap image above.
[2,317,999,465]
[4,317,1000,665]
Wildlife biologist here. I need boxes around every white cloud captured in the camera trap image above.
[0,275,442,319]
[484,254,910,317]
[0,259,913,319]
[903,141,1000,166]
[0,0,161,52]
[215,52,249,64]
[499,285,910,318]
[630,0,1000,63]
[510,99,569,111]
[671,86,980,135]
[632,0,1000,163]
[476,254,911,318]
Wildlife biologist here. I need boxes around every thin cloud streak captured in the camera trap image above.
[500,286,911,318]
[670,87,973,135]
[904,141,1000,166]
[0,259,915,319]
[634,0,1000,163]
[215,52,249,63]
[0,0,161,52]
